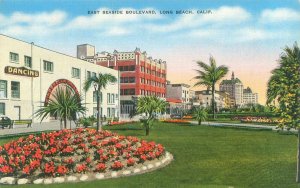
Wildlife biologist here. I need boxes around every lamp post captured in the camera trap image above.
[93,82,101,131]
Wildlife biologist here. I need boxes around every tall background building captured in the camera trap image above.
[219,72,244,107]
[243,87,258,105]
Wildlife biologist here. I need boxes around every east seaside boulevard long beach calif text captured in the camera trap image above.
[88,9,212,15]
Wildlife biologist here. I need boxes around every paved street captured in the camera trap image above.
[0,120,78,136]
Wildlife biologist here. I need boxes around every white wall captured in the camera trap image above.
[0,34,119,122]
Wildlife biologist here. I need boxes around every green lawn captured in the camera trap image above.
[0,123,298,188]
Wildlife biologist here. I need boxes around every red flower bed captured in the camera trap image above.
[182,116,193,119]
[0,128,165,178]
[232,116,279,124]
[109,121,135,126]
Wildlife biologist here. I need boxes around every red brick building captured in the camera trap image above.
[77,45,167,115]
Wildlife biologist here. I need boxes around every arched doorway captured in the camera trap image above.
[44,79,80,106]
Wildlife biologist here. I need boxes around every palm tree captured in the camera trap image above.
[35,86,86,129]
[194,107,207,125]
[84,73,117,131]
[137,96,167,136]
[267,43,300,182]
[193,56,229,119]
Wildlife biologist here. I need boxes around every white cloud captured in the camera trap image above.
[67,7,162,30]
[0,10,67,37]
[188,26,292,43]
[105,27,131,36]
[146,6,251,33]
[5,10,66,26]
[204,6,251,23]
[260,8,300,23]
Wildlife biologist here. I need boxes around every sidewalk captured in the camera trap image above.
[0,120,77,136]
[189,121,297,132]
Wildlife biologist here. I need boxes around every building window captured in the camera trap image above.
[10,52,19,63]
[93,91,102,103]
[24,56,32,68]
[111,94,115,103]
[92,72,96,78]
[107,93,111,104]
[43,60,54,72]
[11,81,20,99]
[129,65,135,71]
[87,71,91,79]
[93,107,103,117]
[129,77,135,83]
[0,103,5,115]
[72,67,80,78]
[111,108,116,117]
[107,108,111,117]
[93,91,97,102]
[121,89,135,95]
[0,80,7,98]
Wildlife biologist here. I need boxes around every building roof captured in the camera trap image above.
[194,90,228,95]
[167,83,190,88]
[220,78,242,85]
[166,98,182,103]
[243,87,252,93]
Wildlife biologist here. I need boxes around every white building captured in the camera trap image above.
[243,87,258,105]
[0,34,120,122]
[166,83,191,110]
[219,72,244,107]
[195,90,227,110]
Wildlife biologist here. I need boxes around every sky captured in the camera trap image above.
[0,0,299,104]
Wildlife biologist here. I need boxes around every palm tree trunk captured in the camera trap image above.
[297,128,300,182]
[198,120,201,125]
[96,89,101,132]
[146,125,150,136]
[64,116,67,129]
[212,85,216,119]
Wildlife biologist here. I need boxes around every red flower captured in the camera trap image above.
[30,160,40,170]
[95,163,106,172]
[140,154,147,162]
[0,156,6,164]
[86,157,92,164]
[44,162,55,175]
[76,164,87,173]
[56,165,68,175]
[22,165,30,175]
[50,147,57,154]
[115,143,123,150]
[111,161,123,170]
[127,158,135,166]
[0,165,13,174]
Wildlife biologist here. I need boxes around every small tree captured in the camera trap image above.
[194,107,208,125]
[267,43,300,182]
[35,86,86,129]
[137,96,167,136]
[84,73,117,131]
[193,56,229,119]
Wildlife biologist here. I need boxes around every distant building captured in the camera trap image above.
[219,72,244,107]
[77,45,167,117]
[243,87,258,105]
[194,90,228,110]
[166,83,191,110]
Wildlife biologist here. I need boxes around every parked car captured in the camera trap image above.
[170,114,183,119]
[0,115,13,129]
